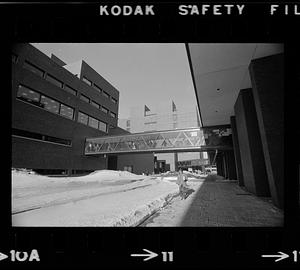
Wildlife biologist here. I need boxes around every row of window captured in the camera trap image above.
[12,128,72,146]
[79,93,117,118]
[82,76,118,104]
[17,84,75,120]
[78,111,108,132]
[21,58,118,109]
[23,60,78,96]
[16,84,110,133]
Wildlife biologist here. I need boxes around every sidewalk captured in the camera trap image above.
[140,179,283,227]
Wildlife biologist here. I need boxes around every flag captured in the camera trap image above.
[144,105,151,116]
[172,101,177,112]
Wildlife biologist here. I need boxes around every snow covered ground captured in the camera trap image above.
[12,170,179,227]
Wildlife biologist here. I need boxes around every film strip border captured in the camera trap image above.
[1,228,298,268]
[3,3,297,42]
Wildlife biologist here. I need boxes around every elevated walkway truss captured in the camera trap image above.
[85,128,208,155]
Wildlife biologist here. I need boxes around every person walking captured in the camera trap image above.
[177,169,189,200]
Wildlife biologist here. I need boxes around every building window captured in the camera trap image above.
[45,74,63,88]
[93,83,102,93]
[101,106,108,114]
[78,112,88,125]
[82,76,92,86]
[110,112,116,118]
[12,128,72,146]
[91,100,100,109]
[99,121,107,132]
[40,96,60,114]
[23,61,44,77]
[88,116,99,129]
[17,85,41,106]
[173,122,178,129]
[80,94,90,103]
[102,91,110,98]
[17,84,74,121]
[126,120,130,127]
[64,85,77,96]
[60,104,74,120]
[12,54,18,63]
[111,97,118,104]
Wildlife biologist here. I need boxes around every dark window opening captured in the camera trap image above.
[40,95,60,114]
[33,169,68,176]
[99,121,107,132]
[88,116,99,129]
[23,61,44,77]
[102,91,110,98]
[17,85,42,107]
[80,94,90,103]
[93,83,102,93]
[82,77,92,86]
[60,104,74,120]
[45,74,63,88]
[110,112,117,118]
[91,100,100,109]
[12,128,72,146]
[101,106,108,114]
[17,84,75,121]
[64,85,77,96]
[78,111,88,125]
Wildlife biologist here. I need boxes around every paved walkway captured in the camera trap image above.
[140,179,283,227]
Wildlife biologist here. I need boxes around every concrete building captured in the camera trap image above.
[187,43,284,208]
[12,43,125,175]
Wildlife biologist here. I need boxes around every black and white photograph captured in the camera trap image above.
[11,43,284,227]
[2,1,299,269]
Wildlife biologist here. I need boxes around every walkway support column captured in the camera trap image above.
[234,88,270,197]
[249,53,284,209]
[174,152,178,171]
[230,116,244,186]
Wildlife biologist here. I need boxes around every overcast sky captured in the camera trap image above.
[32,43,197,119]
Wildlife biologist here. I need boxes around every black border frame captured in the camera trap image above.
[1,1,299,269]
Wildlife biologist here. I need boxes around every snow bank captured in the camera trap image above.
[12,177,179,227]
[12,171,157,214]
[12,169,145,189]
[113,191,178,227]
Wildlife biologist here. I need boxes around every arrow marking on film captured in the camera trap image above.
[262,251,289,262]
[131,249,158,261]
[0,252,8,261]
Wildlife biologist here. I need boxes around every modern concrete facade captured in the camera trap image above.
[187,43,284,209]
[249,54,284,208]
[232,54,284,208]
[12,43,122,175]
[234,89,270,197]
